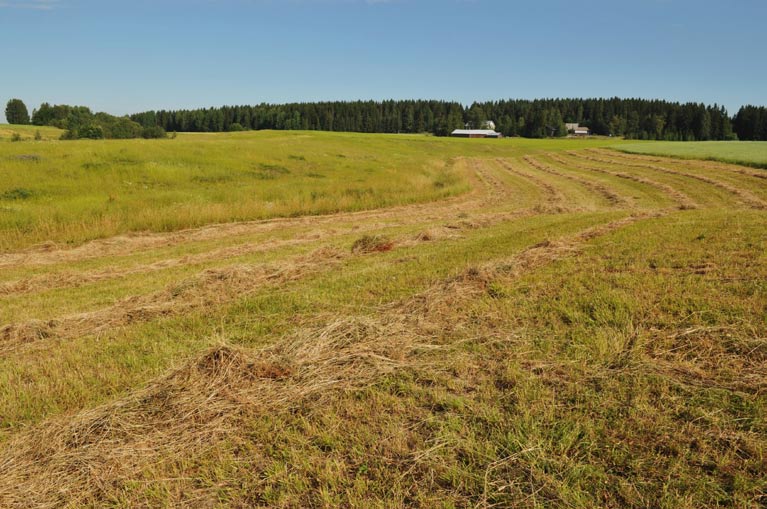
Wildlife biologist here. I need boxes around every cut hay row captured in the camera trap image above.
[523,155,629,207]
[0,236,315,297]
[0,155,557,300]
[468,158,515,204]
[494,158,569,212]
[0,213,657,508]
[607,148,767,181]
[0,207,535,351]
[0,158,497,271]
[547,152,700,210]
[577,150,767,210]
[0,247,348,352]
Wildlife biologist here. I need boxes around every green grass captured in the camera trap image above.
[0,131,764,508]
[612,141,767,169]
[0,129,631,252]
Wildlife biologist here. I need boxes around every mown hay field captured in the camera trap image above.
[0,130,765,508]
[613,140,767,169]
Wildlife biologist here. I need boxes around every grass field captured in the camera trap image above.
[0,124,63,142]
[0,130,765,508]
[613,141,767,169]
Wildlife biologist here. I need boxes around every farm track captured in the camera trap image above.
[574,149,767,210]
[0,212,661,508]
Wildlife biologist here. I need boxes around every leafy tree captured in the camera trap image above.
[609,115,626,136]
[5,99,30,125]
[79,125,105,139]
[141,126,167,139]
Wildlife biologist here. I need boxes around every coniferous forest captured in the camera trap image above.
[16,98,767,141]
[128,98,761,140]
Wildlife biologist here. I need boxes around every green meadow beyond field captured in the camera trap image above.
[0,129,766,508]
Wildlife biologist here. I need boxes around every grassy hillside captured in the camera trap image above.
[0,123,63,141]
[0,133,764,508]
[0,131,620,252]
[613,141,767,169]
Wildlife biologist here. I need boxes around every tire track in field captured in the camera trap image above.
[607,150,767,181]
[0,211,665,508]
[523,155,630,207]
[546,152,699,210]
[574,150,767,210]
[494,158,569,211]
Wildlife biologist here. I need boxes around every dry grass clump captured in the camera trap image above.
[0,310,434,507]
[351,234,394,254]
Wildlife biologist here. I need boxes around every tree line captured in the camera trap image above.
[732,106,767,141]
[7,98,767,141]
[5,100,166,139]
[129,98,758,141]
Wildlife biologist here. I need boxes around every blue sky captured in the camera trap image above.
[1,0,765,122]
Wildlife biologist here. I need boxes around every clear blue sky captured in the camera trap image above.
[1,0,765,122]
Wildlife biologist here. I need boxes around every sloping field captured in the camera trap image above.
[0,133,765,508]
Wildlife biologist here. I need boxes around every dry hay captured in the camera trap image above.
[495,158,568,207]
[523,156,629,207]
[0,247,348,351]
[350,234,394,254]
[0,158,500,271]
[603,149,767,181]
[576,149,767,210]
[0,211,665,507]
[0,237,313,297]
[547,152,700,211]
[413,226,462,242]
[0,317,421,508]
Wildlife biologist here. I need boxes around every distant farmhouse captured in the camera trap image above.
[566,123,591,136]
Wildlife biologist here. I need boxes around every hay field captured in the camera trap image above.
[0,132,765,508]
[613,140,767,169]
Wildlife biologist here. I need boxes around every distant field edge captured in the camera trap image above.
[610,141,767,170]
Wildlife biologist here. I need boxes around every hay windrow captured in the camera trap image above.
[575,149,767,210]
[0,213,658,507]
[0,247,348,351]
[0,158,510,271]
[547,152,700,210]
[523,155,629,207]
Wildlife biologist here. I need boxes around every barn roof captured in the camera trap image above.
[451,129,500,135]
